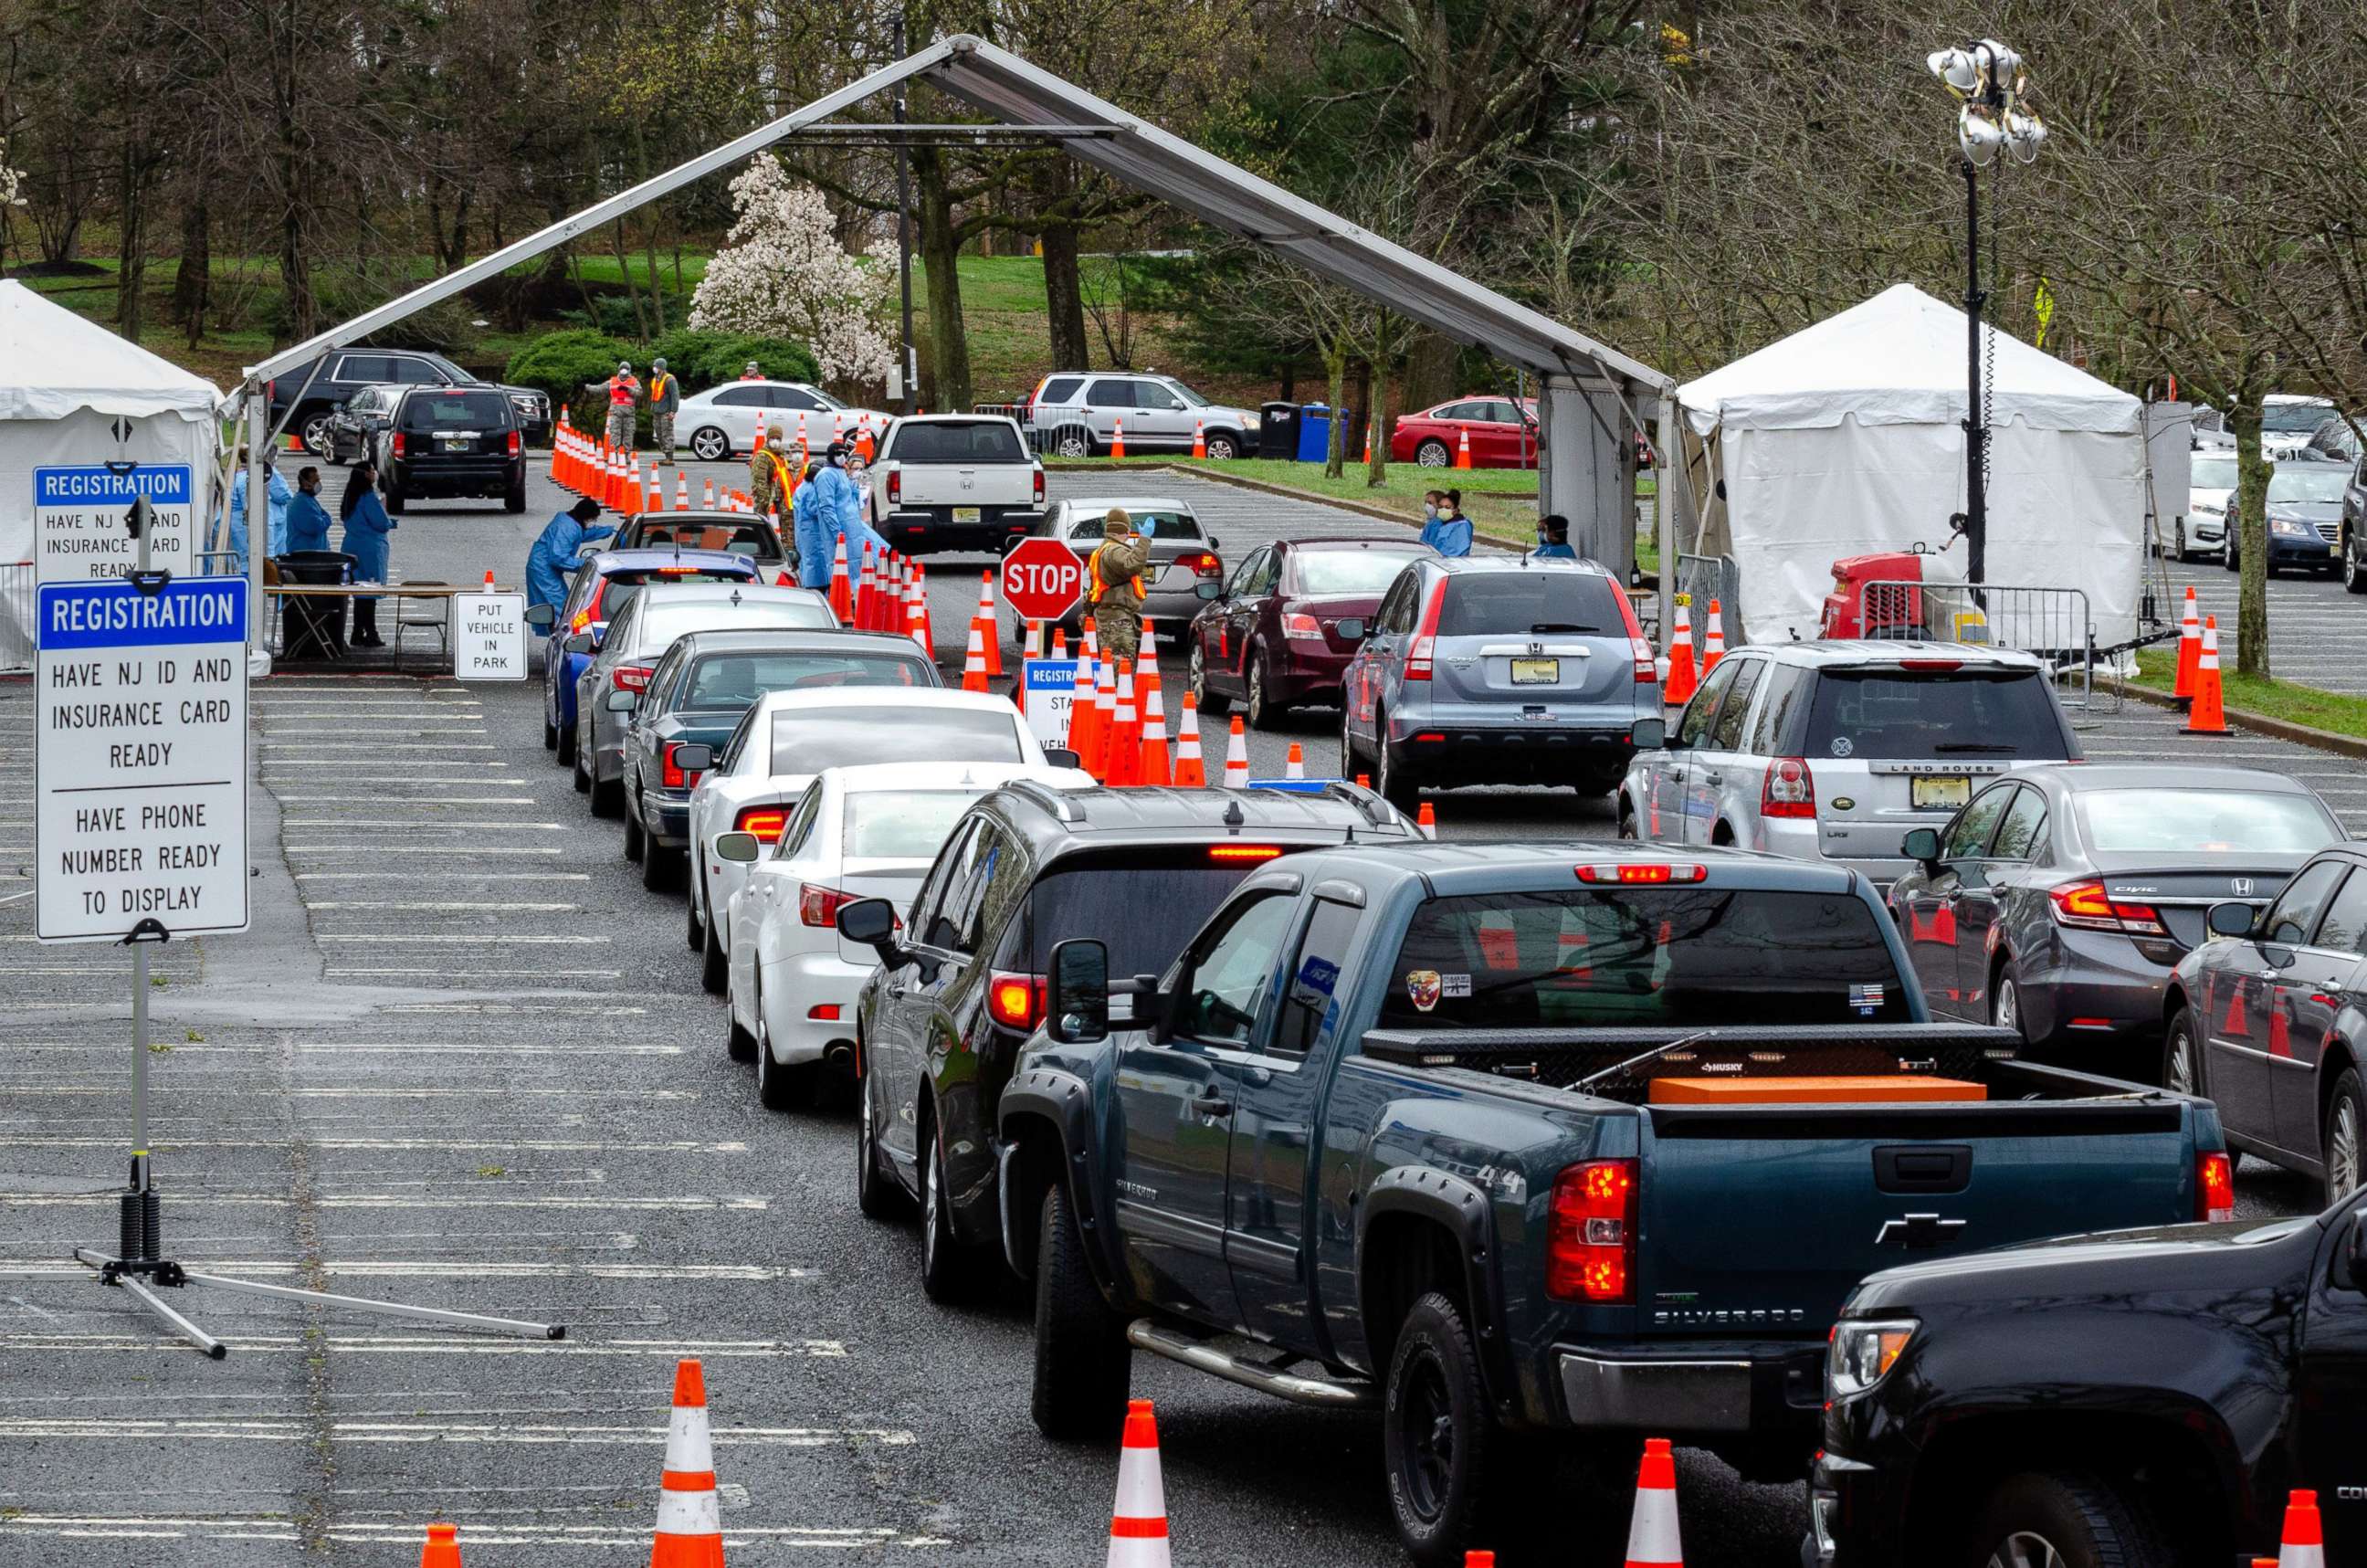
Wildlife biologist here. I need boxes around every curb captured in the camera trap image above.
[2109,679,2367,762]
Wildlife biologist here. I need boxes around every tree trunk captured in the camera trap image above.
[1401,330,1457,417]
[172,195,210,349]
[611,218,648,340]
[915,145,972,413]
[1322,339,1350,479]
[1036,159,1088,370]
[115,142,148,340]
[1365,356,1390,488]
[2231,400,2270,678]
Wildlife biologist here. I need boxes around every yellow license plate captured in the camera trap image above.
[1911,775,1972,810]
[953,507,982,523]
[1510,658,1559,685]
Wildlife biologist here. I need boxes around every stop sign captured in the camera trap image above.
[1001,536,1087,623]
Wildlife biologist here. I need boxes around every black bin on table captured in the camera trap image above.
[277,551,356,660]
[1259,402,1299,462]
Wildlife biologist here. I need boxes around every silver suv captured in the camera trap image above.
[1023,372,1260,459]
[1617,641,2080,882]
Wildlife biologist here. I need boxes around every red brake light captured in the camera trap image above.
[987,971,1047,1029]
[1548,1159,1637,1302]
[734,805,788,842]
[2196,1151,2234,1222]
[1209,844,1284,862]
[799,883,859,928]
[1575,862,1706,884]
[1404,578,1448,680]
[888,469,901,502]
[662,742,702,789]
[1033,468,1046,503]
[2048,879,2167,936]
[1281,612,1322,641]
[1762,758,1815,819]
[507,430,521,457]
[808,1003,843,1022]
[1897,658,1963,671]
[612,664,654,692]
[1613,584,1657,685]
[391,432,406,458]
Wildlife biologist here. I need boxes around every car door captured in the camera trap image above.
[2297,1208,2367,1522]
[1956,784,2049,1017]
[1113,889,1300,1324]
[1679,654,1762,845]
[1471,399,1520,464]
[1220,548,1278,689]
[1131,378,1192,447]
[875,818,982,1178]
[1895,783,2013,1017]
[1347,569,1417,749]
[1083,377,1136,446]
[1654,656,1737,844]
[2274,860,2367,1161]
[2207,857,2350,1146]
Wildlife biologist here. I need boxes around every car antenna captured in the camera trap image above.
[1222,797,1246,833]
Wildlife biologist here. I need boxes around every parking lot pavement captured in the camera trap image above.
[0,458,2341,1566]
[2164,552,2367,694]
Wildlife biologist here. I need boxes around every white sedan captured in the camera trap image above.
[719,761,1091,1108]
[676,380,894,463]
[686,687,1068,994]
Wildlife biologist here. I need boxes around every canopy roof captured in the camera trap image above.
[0,280,222,424]
[1678,283,2138,435]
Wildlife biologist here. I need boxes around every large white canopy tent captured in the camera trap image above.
[227,33,1674,645]
[1675,283,2145,647]
[1,279,224,671]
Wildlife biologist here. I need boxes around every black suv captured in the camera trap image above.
[374,387,528,512]
[1811,1192,2367,1566]
[270,347,552,456]
[836,783,1419,1301]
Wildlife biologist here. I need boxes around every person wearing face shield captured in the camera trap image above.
[799,441,888,590]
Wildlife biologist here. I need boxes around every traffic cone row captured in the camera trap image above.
[2187,615,2227,734]
[2174,584,2201,701]
[1664,597,1698,704]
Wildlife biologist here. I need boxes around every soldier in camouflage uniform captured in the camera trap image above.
[749,425,795,520]
[646,357,680,463]
[584,361,640,452]
[1088,509,1151,659]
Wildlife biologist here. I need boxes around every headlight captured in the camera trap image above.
[2193,501,2224,515]
[1826,1319,1916,1400]
[1246,411,1262,427]
[2271,518,2309,538]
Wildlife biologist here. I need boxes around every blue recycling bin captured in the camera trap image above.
[1295,404,1331,463]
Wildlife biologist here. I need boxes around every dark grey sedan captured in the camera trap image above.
[1887,764,2343,1071]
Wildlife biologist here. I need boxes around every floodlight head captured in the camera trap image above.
[2004,110,2048,163]
[1974,40,2023,86]
[1928,47,1979,94]
[1959,103,2005,166]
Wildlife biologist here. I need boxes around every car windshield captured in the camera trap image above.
[1154,378,1210,408]
[2191,457,2237,489]
[1067,510,1202,542]
[425,353,476,384]
[640,600,836,649]
[2263,402,2335,433]
[771,707,1022,773]
[2269,465,2348,504]
[402,391,510,428]
[1378,888,1916,1029]
[625,522,781,558]
[808,386,849,410]
[1806,668,2070,761]
[683,651,931,709]
[844,790,984,858]
[1291,548,1425,595]
[1438,572,1625,637]
[2076,788,2338,854]
[890,420,1026,464]
[1024,853,1284,978]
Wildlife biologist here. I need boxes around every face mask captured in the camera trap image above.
[1424,502,1438,519]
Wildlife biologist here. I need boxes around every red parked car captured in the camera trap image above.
[1185,537,1430,729]
[1389,395,1541,468]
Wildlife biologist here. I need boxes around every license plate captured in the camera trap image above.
[952,507,981,523]
[438,437,470,452]
[1911,774,1972,810]
[1510,658,1559,685]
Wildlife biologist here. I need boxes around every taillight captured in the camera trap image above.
[1208,844,1283,862]
[2048,879,2167,937]
[1762,758,1815,819]
[1033,468,1046,503]
[1575,862,1706,884]
[1404,578,1448,680]
[1897,658,1963,671]
[1281,612,1323,642]
[612,664,654,692]
[507,430,521,456]
[1182,552,1222,576]
[734,805,788,842]
[987,970,1047,1029]
[1614,584,1657,685]
[809,1003,843,1022]
[661,742,701,789]
[2196,1151,2234,1222]
[391,432,406,458]
[799,883,859,927]
[1548,1159,1637,1302]
[887,469,901,502]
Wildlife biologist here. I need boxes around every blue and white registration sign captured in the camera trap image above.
[35,464,198,583]
[1021,658,1078,748]
[35,579,250,942]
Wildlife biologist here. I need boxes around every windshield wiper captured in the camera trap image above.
[1529,622,1601,634]
[1932,742,2020,753]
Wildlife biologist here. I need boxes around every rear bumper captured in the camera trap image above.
[1552,1340,1826,1443]
[2012,928,2177,1044]
[760,949,869,1067]
[637,787,693,847]
[394,456,524,497]
[1394,721,1641,784]
[879,506,1040,553]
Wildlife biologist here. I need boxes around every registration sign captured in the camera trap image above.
[34,465,197,584]
[1022,658,1078,748]
[448,592,527,681]
[35,578,250,942]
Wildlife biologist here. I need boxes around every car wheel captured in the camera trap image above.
[504,482,527,514]
[571,736,591,794]
[2325,1068,2365,1200]
[1375,717,1419,812]
[1339,708,1362,783]
[543,718,558,752]
[856,1074,910,1220]
[2221,531,2238,572]
[700,902,729,994]
[1029,1182,1131,1441]
[690,426,730,462]
[1618,795,1639,840]
[1055,432,1092,459]
[1990,966,2027,1043]
[2347,537,2367,595]
[623,805,646,863]
[1205,430,1240,460]
[555,705,577,765]
[2162,1005,2204,1096]
[300,411,333,455]
[1245,646,1280,731]
[383,481,405,515]
[724,990,758,1064]
[754,989,818,1112]
[590,771,624,818]
[1383,1290,1551,1568]
[1416,439,1450,468]
[640,837,679,892]
[1189,639,1232,716]
[686,873,707,952]
[920,1126,977,1303]
[1968,1471,2168,1568]
[2172,520,2187,561]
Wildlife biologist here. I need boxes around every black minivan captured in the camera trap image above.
[375,386,528,512]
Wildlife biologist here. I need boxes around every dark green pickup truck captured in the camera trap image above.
[994,840,2235,1566]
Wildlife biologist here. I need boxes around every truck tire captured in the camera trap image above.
[1964,1471,2168,1568]
[1029,1183,1130,1441]
[1383,1290,1550,1567]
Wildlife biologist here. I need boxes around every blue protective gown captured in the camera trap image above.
[1420,512,1475,557]
[792,479,829,590]
[526,511,616,616]
[286,492,335,554]
[226,469,292,572]
[340,491,396,603]
[1529,542,1577,561]
[796,466,889,590]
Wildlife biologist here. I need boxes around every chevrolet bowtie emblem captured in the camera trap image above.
[1875,1214,1968,1249]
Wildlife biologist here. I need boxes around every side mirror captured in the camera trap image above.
[2347,1212,2367,1284]
[672,743,713,773]
[1208,535,1220,550]
[1194,580,1224,602]
[563,633,594,655]
[2207,900,2258,939]
[1631,717,1665,750]
[1168,398,1187,412]
[713,831,760,863]
[526,604,556,629]
[1335,616,1366,642]
[1901,827,1942,867]
[1047,938,1111,1044]
[605,689,638,713]
[835,896,899,952]
[1043,747,1081,770]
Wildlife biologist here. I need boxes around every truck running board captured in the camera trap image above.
[1126,1320,1376,1410]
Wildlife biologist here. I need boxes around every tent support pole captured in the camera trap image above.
[245,397,266,654]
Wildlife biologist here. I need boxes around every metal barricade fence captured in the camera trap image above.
[1861,578,2104,718]
[195,551,243,577]
[0,560,31,675]
[1667,552,1741,662]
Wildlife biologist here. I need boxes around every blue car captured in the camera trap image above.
[541,549,763,763]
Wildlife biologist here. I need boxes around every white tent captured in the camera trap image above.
[1676,283,2143,647]
[0,281,224,667]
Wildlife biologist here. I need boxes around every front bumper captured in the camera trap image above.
[2266,530,2341,568]
[1553,1340,1827,1442]
[1806,1447,1899,1565]
[760,949,870,1067]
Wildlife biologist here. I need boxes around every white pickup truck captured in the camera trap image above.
[868,414,1046,555]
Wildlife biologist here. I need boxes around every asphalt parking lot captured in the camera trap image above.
[0,456,2346,1564]
[2166,549,2367,695]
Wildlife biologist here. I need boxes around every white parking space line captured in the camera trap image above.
[0,1417,902,1445]
[0,1137,744,1152]
[282,820,571,831]
[323,968,626,979]
[295,872,589,881]
[0,1333,844,1357]
[315,934,609,944]
[284,846,567,855]
[0,1259,799,1279]
[291,1042,676,1054]
[309,901,581,911]
[0,1191,763,1211]
[0,1517,948,1550]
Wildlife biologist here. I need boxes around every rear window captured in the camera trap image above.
[683,651,931,708]
[1022,854,1280,978]
[626,522,780,558]
[402,391,511,428]
[1379,888,1913,1029]
[889,419,1026,465]
[845,791,983,858]
[591,567,756,619]
[2076,788,2339,855]
[771,707,1022,773]
[1066,510,1202,542]
[1291,548,1425,596]
[643,601,836,647]
[1805,668,2069,761]
[1039,376,1085,405]
[1438,572,1625,637]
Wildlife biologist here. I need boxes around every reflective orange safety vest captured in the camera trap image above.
[648,374,673,403]
[606,375,639,406]
[763,451,797,504]
[1088,541,1146,605]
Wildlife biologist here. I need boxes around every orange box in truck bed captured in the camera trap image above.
[1648,1075,1988,1105]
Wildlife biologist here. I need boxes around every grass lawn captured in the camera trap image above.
[2130,648,2367,738]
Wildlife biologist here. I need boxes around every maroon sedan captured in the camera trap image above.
[1186,537,1430,730]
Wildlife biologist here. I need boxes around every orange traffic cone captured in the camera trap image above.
[960,622,990,693]
[2173,585,2201,702]
[2187,616,2228,734]
[907,569,930,650]
[1356,773,1370,789]
[1111,417,1127,460]
[975,573,1005,677]
[861,544,882,631]
[1416,802,1436,839]
[1454,426,1473,469]
[419,1521,463,1567]
[1139,617,1159,667]
[1623,1437,1683,1568]
[1285,742,1305,781]
[650,1359,726,1568]
[1663,598,1698,705]
[675,469,689,510]
[1140,679,1172,785]
[1362,425,1372,466]
[645,461,663,514]
[828,538,852,625]
[1106,1399,1172,1568]
[1108,665,1141,786]
[1068,652,1100,763]
[701,479,716,510]
[914,562,935,650]
[1222,716,1249,788]
[1702,598,1726,675]
[1192,419,1206,459]
[1172,692,1205,786]
[482,570,495,591]
[1091,658,1120,778]
[1051,627,1068,659]
[2274,1489,2326,1568]
[857,416,876,463]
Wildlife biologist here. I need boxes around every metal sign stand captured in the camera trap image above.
[0,485,563,1357]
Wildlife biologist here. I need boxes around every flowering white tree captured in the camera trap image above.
[690,155,896,384]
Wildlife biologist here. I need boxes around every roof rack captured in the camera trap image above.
[1002,776,1078,823]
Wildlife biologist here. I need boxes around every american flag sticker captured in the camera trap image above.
[1849,983,1885,1016]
